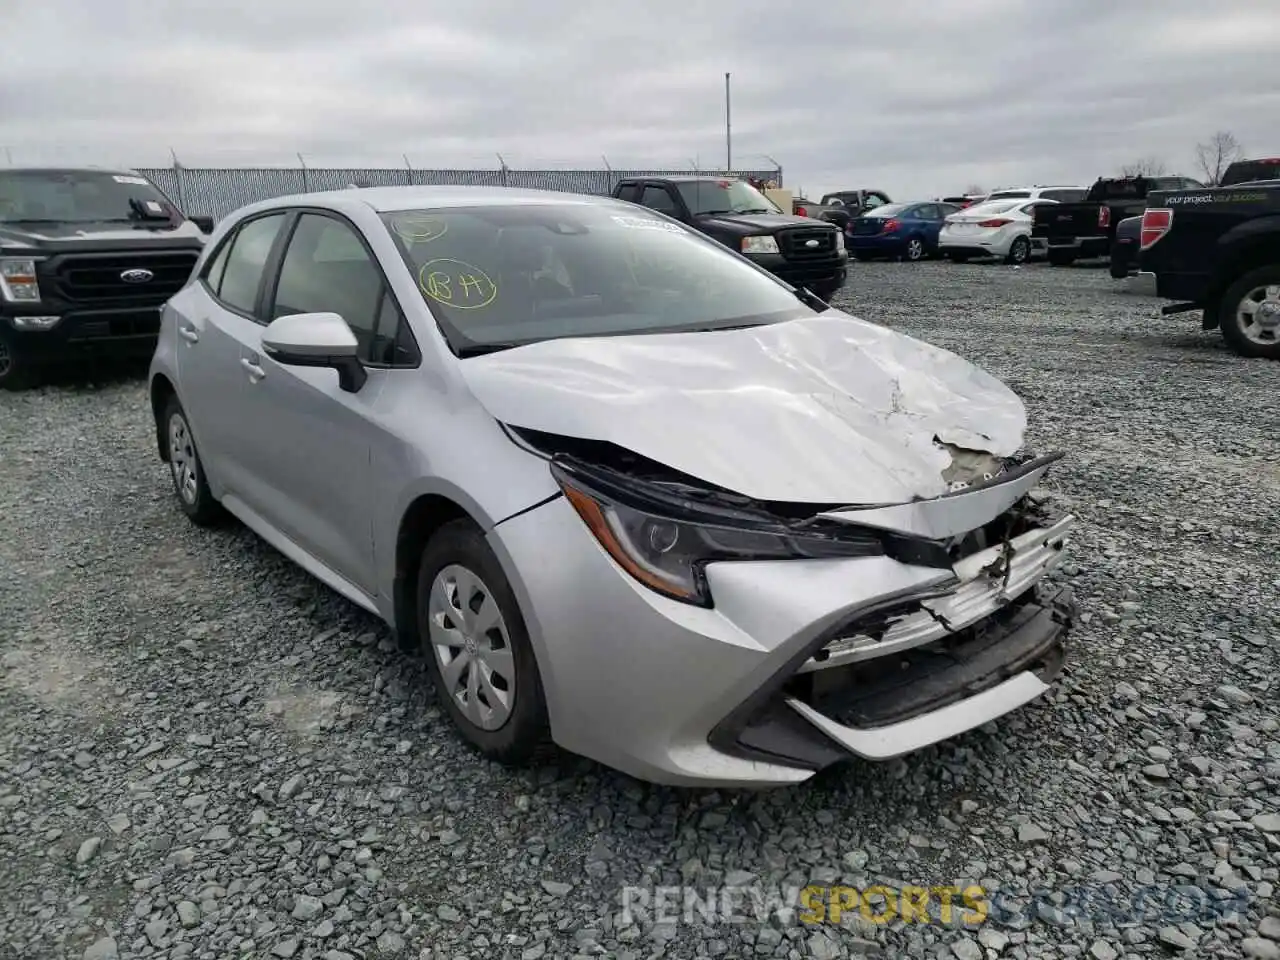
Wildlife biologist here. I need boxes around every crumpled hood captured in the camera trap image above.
[458,311,1027,505]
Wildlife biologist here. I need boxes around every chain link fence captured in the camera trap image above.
[137,164,784,222]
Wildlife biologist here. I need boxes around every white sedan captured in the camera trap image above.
[938,199,1058,265]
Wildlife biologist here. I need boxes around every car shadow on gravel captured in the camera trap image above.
[21,356,150,391]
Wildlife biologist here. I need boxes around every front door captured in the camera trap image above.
[232,211,397,596]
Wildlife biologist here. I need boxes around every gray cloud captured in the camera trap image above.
[2,0,1277,199]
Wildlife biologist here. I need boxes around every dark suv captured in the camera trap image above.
[612,177,848,302]
[0,167,212,389]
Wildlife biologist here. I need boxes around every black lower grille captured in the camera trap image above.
[779,227,838,260]
[52,251,198,304]
[66,310,162,341]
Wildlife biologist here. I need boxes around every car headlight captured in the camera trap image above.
[741,235,779,255]
[551,459,884,606]
[0,258,41,302]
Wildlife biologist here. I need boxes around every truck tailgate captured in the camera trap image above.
[1034,202,1100,242]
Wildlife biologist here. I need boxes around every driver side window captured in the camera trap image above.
[269,213,418,367]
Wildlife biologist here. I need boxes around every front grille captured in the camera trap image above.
[778,227,838,260]
[51,251,198,305]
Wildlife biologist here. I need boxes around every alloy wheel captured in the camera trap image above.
[906,238,924,261]
[1235,284,1280,346]
[427,563,517,731]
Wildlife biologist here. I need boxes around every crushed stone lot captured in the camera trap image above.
[1,260,1278,960]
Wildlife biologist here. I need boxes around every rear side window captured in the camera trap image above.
[202,231,236,294]
[217,214,286,314]
[640,186,679,215]
[616,183,639,202]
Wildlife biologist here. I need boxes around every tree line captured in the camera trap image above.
[1120,131,1245,185]
[962,131,1248,196]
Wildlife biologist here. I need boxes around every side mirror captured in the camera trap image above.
[261,312,368,393]
[190,215,215,233]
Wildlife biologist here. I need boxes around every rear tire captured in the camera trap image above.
[1109,257,1129,279]
[1217,265,1280,360]
[1047,250,1076,267]
[416,519,550,764]
[1004,236,1031,265]
[162,395,225,526]
[0,329,39,391]
[904,237,925,262]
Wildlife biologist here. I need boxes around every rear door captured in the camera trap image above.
[176,211,289,498]
[912,203,944,243]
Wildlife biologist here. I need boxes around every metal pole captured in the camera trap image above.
[725,72,732,171]
[297,152,308,192]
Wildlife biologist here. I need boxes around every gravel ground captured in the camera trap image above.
[1,260,1277,960]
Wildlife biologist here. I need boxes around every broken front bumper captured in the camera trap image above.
[490,457,1077,788]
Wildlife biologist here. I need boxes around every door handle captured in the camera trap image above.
[178,325,199,343]
[240,357,265,381]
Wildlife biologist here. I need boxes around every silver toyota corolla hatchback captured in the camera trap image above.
[149,185,1076,788]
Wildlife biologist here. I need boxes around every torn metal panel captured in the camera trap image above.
[458,311,1027,505]
[798,514,1074,673]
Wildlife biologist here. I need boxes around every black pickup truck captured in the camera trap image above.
[0,167,212,389]
[1033,175,1205,266]
[612,176,848,301]
[1139,180,1280,358]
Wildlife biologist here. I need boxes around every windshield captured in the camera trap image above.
[674,180,781,216]
[0,170,179,224]
[381,203,814,355]
[958,200,1022,216]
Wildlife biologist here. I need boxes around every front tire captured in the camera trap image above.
[416,519,549,764]
[1218,265,1280,359]
[162,396,225,526]
[0,329,39,391]
[1005,236,1031,265]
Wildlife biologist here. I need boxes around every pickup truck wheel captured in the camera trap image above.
[0,329,38,391]
[1219,267,1280,359]
[1047,250,1075,267]
[1005,236,1031,265]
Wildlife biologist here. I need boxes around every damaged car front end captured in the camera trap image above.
[490,425,1075,788]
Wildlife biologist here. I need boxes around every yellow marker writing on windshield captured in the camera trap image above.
[418,259,497,309]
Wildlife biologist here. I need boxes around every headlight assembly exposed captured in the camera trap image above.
[551,459,884,606]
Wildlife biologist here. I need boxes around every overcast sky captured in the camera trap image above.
[4,0,1278,199]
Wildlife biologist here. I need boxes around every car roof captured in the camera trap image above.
[0,165,144,177]
[233,185,623,217]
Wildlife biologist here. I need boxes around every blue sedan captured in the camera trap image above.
[846,201,962,261]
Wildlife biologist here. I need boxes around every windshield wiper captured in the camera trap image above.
[793,286,830,311]
[736,208,776,214]
[456,341,527,358]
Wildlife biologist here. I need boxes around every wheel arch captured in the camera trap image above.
[392,492,482,652]
[1205,236,1280,327]
[150,373,178,461]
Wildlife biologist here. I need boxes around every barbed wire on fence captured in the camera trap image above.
[134,161,784,221]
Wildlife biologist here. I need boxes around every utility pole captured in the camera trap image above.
[725,72,732,171]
